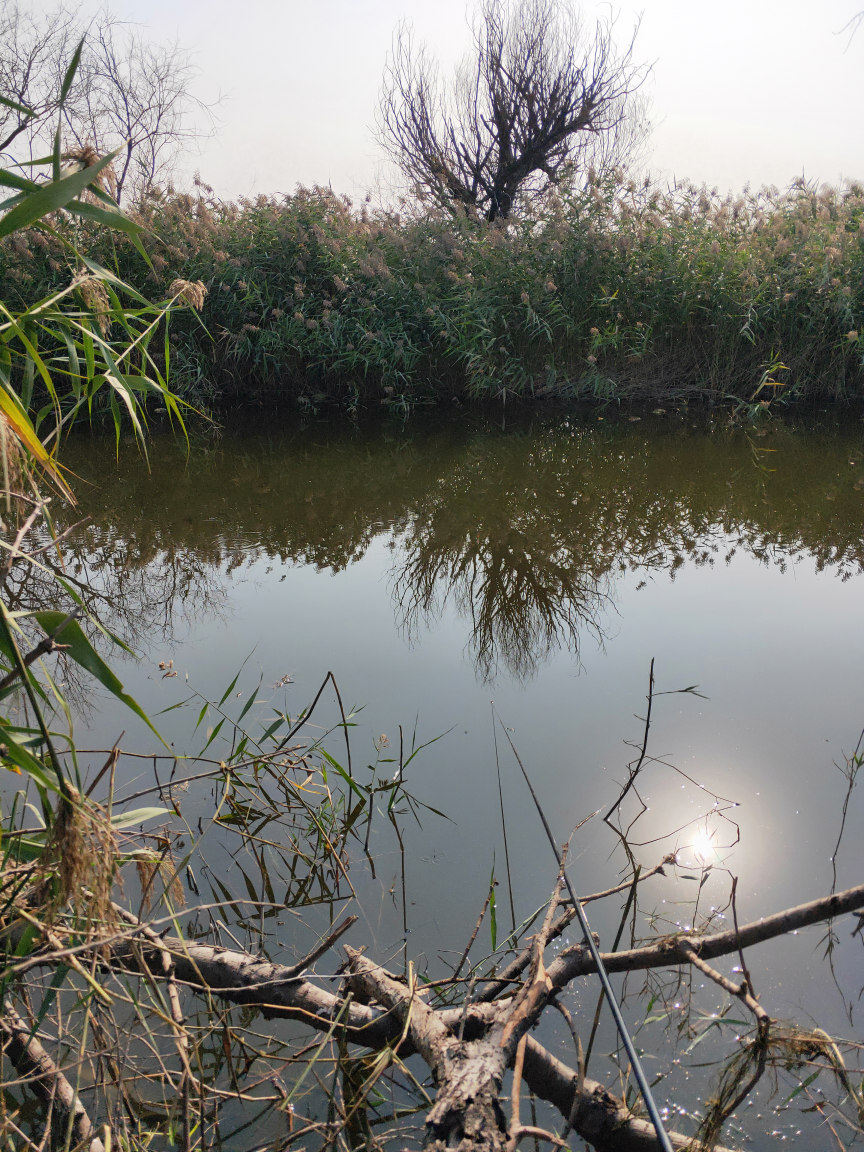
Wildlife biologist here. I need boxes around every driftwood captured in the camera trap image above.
[543,880,864,989]
[520,1037,728,1152]
[343,871,570,1152]
[347,945,516,1152]
[341,947,729,1152]
[0,1009,106,1152]
[135,879,864,1040]
[13,880,862,1152]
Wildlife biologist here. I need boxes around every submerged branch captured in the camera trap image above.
[0,1009,106,1152]
[84,881,864,1051]
[520,1035,730,1152]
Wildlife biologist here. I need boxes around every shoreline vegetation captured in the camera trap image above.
[3,173,864,418]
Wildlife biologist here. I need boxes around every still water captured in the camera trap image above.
[56,408,864,1147]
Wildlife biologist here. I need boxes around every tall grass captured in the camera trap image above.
[5,172,864,410]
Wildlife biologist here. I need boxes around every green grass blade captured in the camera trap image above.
[59,38,85,104]
[0,145,125,238]
[0,95,34,116]
[33,612,167,747]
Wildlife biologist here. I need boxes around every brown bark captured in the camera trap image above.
[88,880,863,1152]
[543,880,864,992]
[342,948,726,1152]
[0,1009,106,1152]
[520,1036,730,1152]
[119,879,864,1047]
[346,946,517,1152]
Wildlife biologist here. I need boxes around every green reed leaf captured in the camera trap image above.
[0,145,124,239]
[33,612,167,746]
[0,95,34,116]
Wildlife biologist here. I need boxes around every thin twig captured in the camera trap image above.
[507,1034,528,1152]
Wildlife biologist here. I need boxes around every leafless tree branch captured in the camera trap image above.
[378,0,649,220]
[0,3,217,201]
[30,877,855,1152]
[0,1009,106,1152]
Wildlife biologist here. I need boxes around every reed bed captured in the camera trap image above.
[4,173,864,411]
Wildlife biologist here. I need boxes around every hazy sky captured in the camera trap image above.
[30,0,864,200]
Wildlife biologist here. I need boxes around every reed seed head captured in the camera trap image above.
[61,145,116,195]
[169,279,207,310]
[76,276,112,336]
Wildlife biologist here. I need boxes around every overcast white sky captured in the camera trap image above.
[32,0,864,200]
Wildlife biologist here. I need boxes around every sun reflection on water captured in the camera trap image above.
[690,828,716,867]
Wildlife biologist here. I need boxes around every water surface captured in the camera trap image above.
[53,408,864,1147]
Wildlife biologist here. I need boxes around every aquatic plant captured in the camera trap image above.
[5,172,863,411]
[0,42,193,465]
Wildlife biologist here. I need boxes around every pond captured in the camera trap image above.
[52,406,864,1148]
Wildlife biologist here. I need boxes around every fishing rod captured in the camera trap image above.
[497,716,674,1152]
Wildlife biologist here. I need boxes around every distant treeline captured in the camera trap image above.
[4,174,864,410]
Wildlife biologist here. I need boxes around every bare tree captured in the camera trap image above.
[0,1,79,154]
[62,13,216,202]
[378,0,649,221]
[0,2,215,202]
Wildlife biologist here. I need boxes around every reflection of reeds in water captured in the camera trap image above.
[52,417,864,683]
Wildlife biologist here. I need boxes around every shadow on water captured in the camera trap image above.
[53,409,864,683]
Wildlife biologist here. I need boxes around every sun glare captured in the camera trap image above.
[691,829,715,866]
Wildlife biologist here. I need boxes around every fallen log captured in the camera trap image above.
[0,1009,106,1152]
[520,1036,732,1152]
[18,880,857,1152]
[346,946,516,1152]
[129,879,864,1042]
[544,880,864,992]
[342,946,730,1152]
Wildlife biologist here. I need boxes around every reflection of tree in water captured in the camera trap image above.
[3,524,229,716]
[51,416,864,686]
[61,530,229,650]
[389,422,864,680]
[394,513,612,683]
[390,435,724,681]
